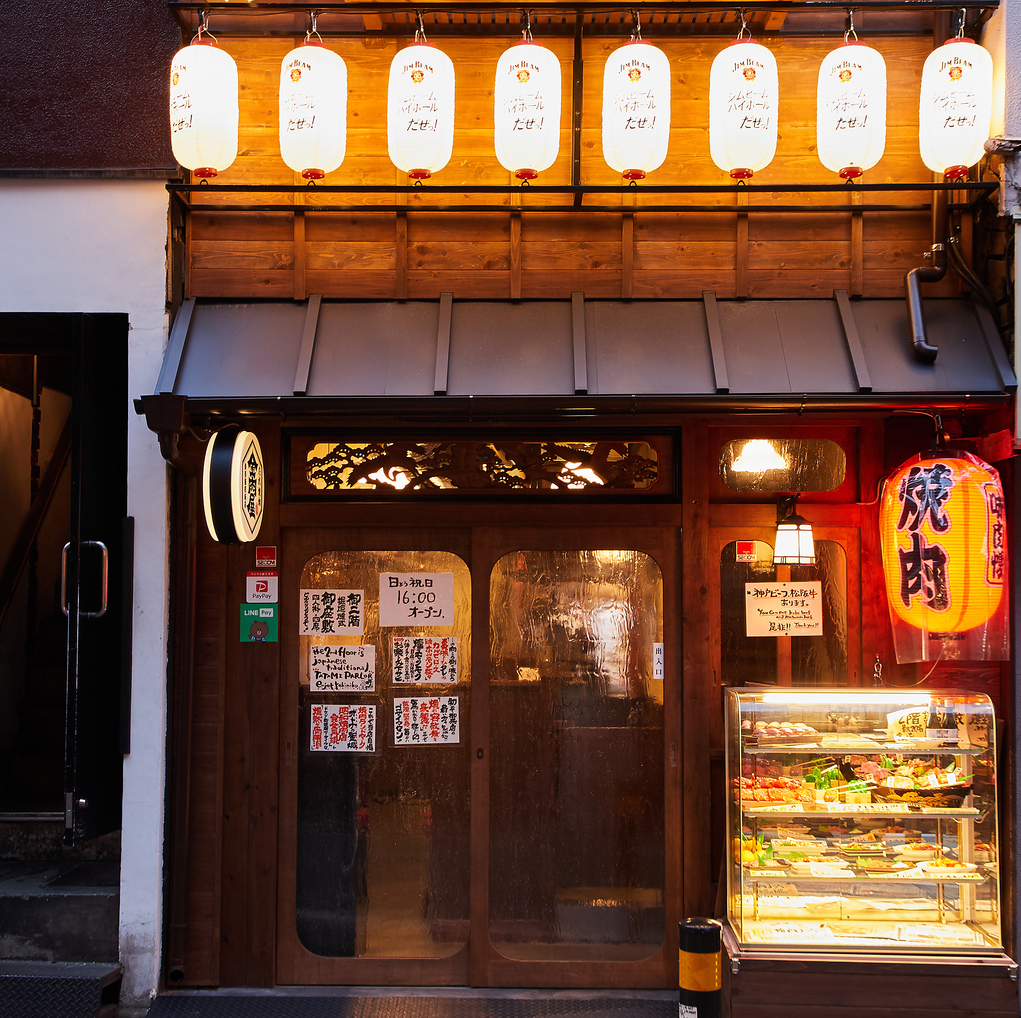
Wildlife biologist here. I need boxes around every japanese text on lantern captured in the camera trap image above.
[895,462,953,611]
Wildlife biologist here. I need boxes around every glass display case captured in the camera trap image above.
[727,689,1000,954]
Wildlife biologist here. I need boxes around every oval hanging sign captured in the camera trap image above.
[202,426,265,544]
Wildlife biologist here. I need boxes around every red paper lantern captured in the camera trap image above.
[880,451,1008,662]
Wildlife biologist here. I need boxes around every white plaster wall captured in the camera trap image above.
[0,179,170,1007]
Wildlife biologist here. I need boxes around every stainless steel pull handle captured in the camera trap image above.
[60,540,109,619]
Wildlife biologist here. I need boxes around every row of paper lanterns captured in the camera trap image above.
[170,26,993,184]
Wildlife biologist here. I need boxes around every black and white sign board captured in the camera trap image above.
[202,426,265,544]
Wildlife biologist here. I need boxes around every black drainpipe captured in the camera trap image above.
[904,186,949,363]
[904,9,953,365]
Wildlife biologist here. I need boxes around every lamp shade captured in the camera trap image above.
[601,42,671,179]
[816,42,887,178]
[879,451,1008,662]
[170,39,239,177]
[494,41,562,179]
[918,37,993,179]
[279,42,347,179]
[709,39,778,178]
[387,42,455,179]
[773,514,815,565]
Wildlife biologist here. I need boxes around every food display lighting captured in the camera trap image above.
[918,28,993,179]
[601,13,671,180]
[387,20,456,179]
[494,18,562,180]
[816,22,887,179]
[709,18,778,179]
[169,14,239,178]
[279,15,347,180]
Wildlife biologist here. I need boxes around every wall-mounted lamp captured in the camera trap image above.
[773,494,815,565]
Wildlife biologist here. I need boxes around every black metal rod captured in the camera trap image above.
[169,1,999,14]
[172,200,941,214]
[167,181,996,195]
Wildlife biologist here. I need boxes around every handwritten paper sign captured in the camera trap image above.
[393,696,459,746]
[309,644,375,692]
[745,581,823,636]
[392,636,458,684]
[310,703,376,753]
[379,573,454,627]
[299,589,364,636]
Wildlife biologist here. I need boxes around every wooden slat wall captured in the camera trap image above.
[185,34,966,301]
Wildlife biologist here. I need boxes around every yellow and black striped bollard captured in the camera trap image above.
[678,917,722,1018]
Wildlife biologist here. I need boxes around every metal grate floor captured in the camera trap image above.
[145,991,677,1018]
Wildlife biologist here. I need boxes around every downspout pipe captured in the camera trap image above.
[904,185,949,364]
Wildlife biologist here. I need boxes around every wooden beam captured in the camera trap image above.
[434,291,453,395]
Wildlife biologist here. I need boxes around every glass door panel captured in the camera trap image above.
[488,550,665,961]
[296,549,471,959]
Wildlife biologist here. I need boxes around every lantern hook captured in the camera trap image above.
[194,9,215,43]
[844,9,858,43]
[956,7,967,37]
[873,654,883,687]
[737,10,750,40]
[305,10,322,44]
[415,11,427,43]
[521,10,533,41]
[630,9,642,41]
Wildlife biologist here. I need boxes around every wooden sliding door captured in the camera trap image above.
[276,521,679,988]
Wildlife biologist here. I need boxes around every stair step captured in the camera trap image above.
[0,961,120,1018]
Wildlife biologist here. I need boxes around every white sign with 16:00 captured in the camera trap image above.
[378,573,454,627]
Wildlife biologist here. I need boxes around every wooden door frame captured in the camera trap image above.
[273,507,684,988]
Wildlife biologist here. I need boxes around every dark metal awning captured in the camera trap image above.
[138,293,1014,430]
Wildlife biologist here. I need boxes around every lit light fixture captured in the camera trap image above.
[773,495,815,565]
[494,14,561,180]
[816,15,887,179]
[169,12,239,178]
[918,13,993,179]
[709,14,778,179]
[279,13,347,180]
[601,12,671,180]
[731,439,788,473]
[387,16,456,179]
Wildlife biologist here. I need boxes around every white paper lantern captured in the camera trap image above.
[170,39,239,177]
[387,42,455,179]
[279,42,347,179]
[709,40,779,178]
[601,42,671,179]
[494,41,561,179]
[817,42,887,178]
[919,37,993,179]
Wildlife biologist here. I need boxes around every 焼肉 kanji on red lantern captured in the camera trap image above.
[880,451,1008,663]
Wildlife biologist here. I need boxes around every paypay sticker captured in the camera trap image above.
[246,570,278,603]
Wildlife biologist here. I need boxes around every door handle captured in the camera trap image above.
[61,540,109,619]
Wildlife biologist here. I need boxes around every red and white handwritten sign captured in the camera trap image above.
[393,696,459,746]
[392,636,457,684]
[310,703,376,753]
